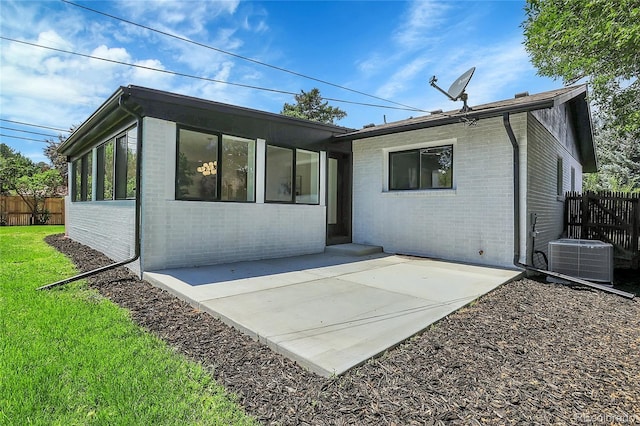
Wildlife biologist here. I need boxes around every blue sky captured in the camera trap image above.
[0,0,561,163]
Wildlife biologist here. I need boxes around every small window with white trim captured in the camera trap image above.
[389,145,453,190]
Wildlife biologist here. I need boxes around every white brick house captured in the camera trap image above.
[58,84,596,274]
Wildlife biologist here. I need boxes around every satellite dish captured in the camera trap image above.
[429,66,476,112]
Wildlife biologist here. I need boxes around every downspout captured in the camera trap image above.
[502,112,521,267]
[502,113,634,299]
[38,93,143,290]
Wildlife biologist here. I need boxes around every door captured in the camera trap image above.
[326,152,352,245]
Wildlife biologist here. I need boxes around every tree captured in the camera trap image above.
[0,143,33,195]
[15,168,63,224]
[522,0,639,140]
[44,134,69,187]
[281,88,347,124]
[0,143,63,224]
[583,113,640,193]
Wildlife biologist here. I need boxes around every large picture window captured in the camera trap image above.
[221,135,256,202]
[265,145,320,204]
[176,128,255,202]
[389,145,453,190]
[265,146,293,202]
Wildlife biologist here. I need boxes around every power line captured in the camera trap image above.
[0,126,59,138]
[62,0,427,113]
[0,36,424,112]
[0,133,49,143]
[0,118,69,133]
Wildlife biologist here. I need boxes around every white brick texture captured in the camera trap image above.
[66,199,138,272]
[140,117,326,271]
[352,115,527,268]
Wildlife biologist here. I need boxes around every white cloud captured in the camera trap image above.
[118,0,240,38]
[36,30,73,51]
[393,0,450,49]
[463,41,537,106]
[376,57,432,99]
[129,59,174,87]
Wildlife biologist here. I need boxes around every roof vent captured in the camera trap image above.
[430,109,443,115]
[363,123,376,128]
[514,91,529,98]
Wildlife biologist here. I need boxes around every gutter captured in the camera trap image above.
[502,112,634,299]
[38,93,143,290]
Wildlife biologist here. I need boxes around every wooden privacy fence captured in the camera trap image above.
[0,196,65,226]
[565,191,640,268]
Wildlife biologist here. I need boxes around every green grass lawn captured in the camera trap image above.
[0,226,255,425]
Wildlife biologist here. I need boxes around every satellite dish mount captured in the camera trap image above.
[429,67,475,112]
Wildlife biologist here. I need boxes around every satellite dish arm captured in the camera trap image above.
[429,76,456,101]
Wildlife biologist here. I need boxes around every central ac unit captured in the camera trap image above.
[548,239,614,283]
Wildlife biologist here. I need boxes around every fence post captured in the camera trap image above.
[580,192,589,239]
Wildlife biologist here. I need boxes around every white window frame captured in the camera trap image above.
[382,138,456,192]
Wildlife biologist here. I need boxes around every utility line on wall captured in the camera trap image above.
[61,0,427,113]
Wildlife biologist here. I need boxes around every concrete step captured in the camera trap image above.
[325,243,383,256]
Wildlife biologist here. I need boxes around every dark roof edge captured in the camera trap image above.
[58,86,126,155]
[552,84,587,107]
[126,85,353,133]
[336,84,590,141]
[59,85,355,155]
[335,98,556,140]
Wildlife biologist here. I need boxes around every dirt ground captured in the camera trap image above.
[46,234,640,425]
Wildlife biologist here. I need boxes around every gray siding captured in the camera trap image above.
[525,108,583,266]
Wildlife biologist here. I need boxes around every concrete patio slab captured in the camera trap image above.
[144,251,521,377]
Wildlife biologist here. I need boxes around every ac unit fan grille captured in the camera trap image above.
[548,239,613,283]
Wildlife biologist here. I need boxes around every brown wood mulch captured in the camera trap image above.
[45,234,640,425]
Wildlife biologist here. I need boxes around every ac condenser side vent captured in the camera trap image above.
[548,239,614,283]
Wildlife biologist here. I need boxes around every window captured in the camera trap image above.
[85,152,93,201]
[570,166,576,192]
[295,149,319,204]
[265,146,293,202]
[557,157,564,196]
[115,128,137,200]
[72,158,81,202]
[70,125,136,203]
[96,140,114,200]
[265,145,320,204]
[176,128,255,202]
[221,135,256,202]
[71,153,92,201]
[389,145,453,190]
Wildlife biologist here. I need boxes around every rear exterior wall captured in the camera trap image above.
[140,117,327,271]
[64,196,138,273]
[525,108,583,266]
[352,114,528,269]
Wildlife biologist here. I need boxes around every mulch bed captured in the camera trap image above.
[46,234,640,425]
